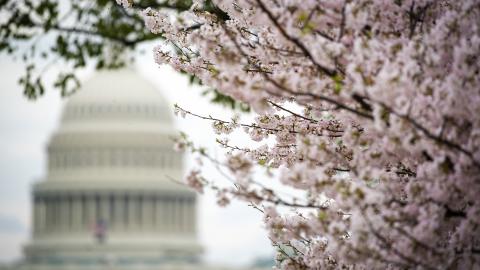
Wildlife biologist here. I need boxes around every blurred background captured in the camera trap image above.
[0,44,273,268]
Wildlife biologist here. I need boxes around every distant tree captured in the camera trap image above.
[125,0,480,269]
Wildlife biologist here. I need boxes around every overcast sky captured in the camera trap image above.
[0,46,273,267]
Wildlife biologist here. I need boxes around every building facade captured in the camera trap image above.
[20,68,204,269]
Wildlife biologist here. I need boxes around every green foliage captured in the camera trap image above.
[54,72,81,97]
[202,88,250,112]
[1,0,158,98]
[332,74,344,95]
[0,0,194,99]
[185,72,249,111]
[1,0,241,112]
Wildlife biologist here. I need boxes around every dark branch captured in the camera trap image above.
[255,0,338,77]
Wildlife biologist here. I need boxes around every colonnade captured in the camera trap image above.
[32,192,196,235]
[48,147,181,170]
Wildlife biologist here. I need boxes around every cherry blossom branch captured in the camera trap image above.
[221,23,375,121]
[138,1,480,267]
[267,100,363,134]
[362,208,437,270]
[268,63,479,169]
[252,1,480,168]
[362,95,480,168]
[271,238,308,269]
[337,3,347,42]
[264,76,375,120]
[268,100,319,124]
[255,0,338,78]
[176,135,329,209]
[205,175,332,210]
[175,104,344,137]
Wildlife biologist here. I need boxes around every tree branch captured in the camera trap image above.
[255,0,338,77]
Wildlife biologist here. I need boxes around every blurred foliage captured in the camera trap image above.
[202,88,250,112]
[0,0,245,110]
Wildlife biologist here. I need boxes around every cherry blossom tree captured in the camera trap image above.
[120,0,480,268]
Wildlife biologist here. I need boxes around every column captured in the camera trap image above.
[109,195,114,225]
[189,197,196,234]
[67,196,73,231]
[54,196,61,231]
[58,195,66,232]
[35,196,46,235]
[72,194,82,232]
[103,195,111,234]
[100,194,109,223]
[172,197,179,233]
[33,196,41,234]
[155,197,164,232]
[39,198,46,234]
[87,195,97,229]
[182,197,189,233]
[81,195,88,229]
[170,197,177,233]
[177,197,183,233]
[178,197,184,233]
[142,194,152,231]
[128,195,137,230]
[113,193,123,231]
[44,197,51,233]
[148,195,155,230]
[137,196,143,228]
[151,195,157,230]
[165,197,172,232]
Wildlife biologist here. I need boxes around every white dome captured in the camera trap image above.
[69,68,167,105]
[45,68,182,182]
[61,68,173,129]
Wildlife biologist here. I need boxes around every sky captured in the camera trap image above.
[0,46,273,267]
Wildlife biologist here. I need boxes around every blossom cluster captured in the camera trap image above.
[122,0,480,268]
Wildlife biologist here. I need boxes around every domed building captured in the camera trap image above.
[21,68,203,269]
